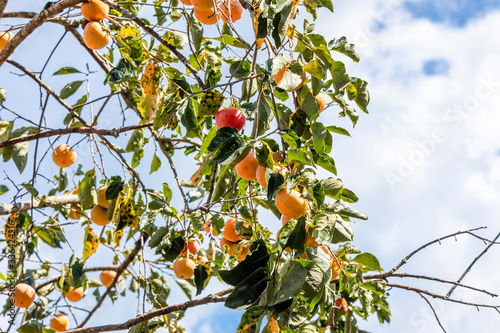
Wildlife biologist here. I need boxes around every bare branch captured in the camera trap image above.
[78,232,150,328]
[0,194,79,215]
[446,231,500,298]
[0,0,8,18]
[387,283,500,310]
[0,123,153,149]
[0,0,83,67]
[66,289,232,333]
[417,292,447,333]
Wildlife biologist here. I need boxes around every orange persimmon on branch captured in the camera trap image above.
[0,1,499,333]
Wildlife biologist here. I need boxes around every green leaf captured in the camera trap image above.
[271,261,307,305]
[176,279,193,300]
[53,67,83,75]
[311,122,327,154]
[278,217,307,254]
[35,227,63,249]
[351,252,382,272]
[22,182,39,197]
[256,96,275,137]
[198,91,225,119]
[59,80,84,100]
[69,256,86,286]
[325,125,351,137]
[285,148,314,166]
[277,61,304,92]
[225,267,269,309]
[236,306,266,333]
[312,213,337,243]
[330,61,350,92]
[105,58,135,84]
[316,154,337,175]
[329,37,359,63]
[302,262,324,311]
[194,264,209,296]
[230,60,252,79]
[17,320,43,333]
[271,0,293,48]
[0,184,8,195]
[219,240,270,286]
[8,126,38,173]
[149,153,162,174]
[78,169,97,210]
[267,173,285,201]
[304,59,324,80]
[299,88,319,120]
[349,77,370,112]
[126,128,145,152]
[279,130,300,149]
[213,136,246,165]
[189,17,203,52]
[321,178,343,198]
[106,176,124,200]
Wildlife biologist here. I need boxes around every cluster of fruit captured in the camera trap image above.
[186,0,244,25]
[81,0,111,50]
[10,270,118,331]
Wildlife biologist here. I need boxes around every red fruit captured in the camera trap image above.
[215,108,246,131]
[180,239,201,256]
[335,298,348,315]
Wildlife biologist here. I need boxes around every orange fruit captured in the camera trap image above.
[0,31,14,51]
[192,0,217,11]
[274,65,288,85]
[220,237,235,255]
[173,258,196,279]
[91,205,110,226]
[235,152,259,181]
[11,283,36,308]
[179,239,201,256]
[83,21,110,50]
[203,220,218,236]
[97,186,109,209]
[81,0,109,21]
[218,0,244,23]
[68,206,83,220]
[222,218,242,243]
[281,215,290,225]
[275,189,308,219]
[180,0,193,4]
[50,313,69,332]
[236,245,249,261]
[53,144,77,168]
[305,236,319,248]
[315,92,327,113]
[100,270,117,287]
[194,7,219,25]
[335,298,348,315]
[66,287,84,302]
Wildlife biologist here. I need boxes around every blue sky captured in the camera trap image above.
[405,0,500,27]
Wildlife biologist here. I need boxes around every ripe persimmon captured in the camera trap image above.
[203,220,218,236]
[218,0,244,23]
[192,0,217,11]
[281,215,290,225]
[81,0,109,21]
[100,270,117,287]
[222,218,242,243]
[275,188,308,219]
[194,7,219,25]
[179,239,201,256]
[335,298,348,315]
[66,287,84,302]
[220,237,235,254]
[83,21,110,50]
[91,205,110,226]
[180,0,193,5]
[220,237,249,261]
[305,236,319,248]
[315,92,328,113]
[50,313,69,332]
[173,257,196,279]
[97,186,109,209]
[0,31,14,51]
[11,283,36,308]
[235,152,259,181]
[53,144,77,168]
[68,206,83,220]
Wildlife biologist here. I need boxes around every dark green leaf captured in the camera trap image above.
[329,36,359,62]
[106,176,124,200]
[278,217,307,254]
[78,169,97,210]
[311,122,327,154]
[59,80,84,100]
[225,267,269,309]
[0,184,8,195]
[271,261,307,305]
[194,265,209,296]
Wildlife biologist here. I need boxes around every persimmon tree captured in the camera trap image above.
[1,1,499,332]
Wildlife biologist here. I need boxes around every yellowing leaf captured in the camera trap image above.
[141,62,162,96]
[139,94,160,121]
[83,226,99,262]
[236,306,266,333]
[252,4,264,50]
[119,198,139,229]
[198,91,225,119]
[119,25,141,39]
[113,229,123,248]
[261,317,280,333]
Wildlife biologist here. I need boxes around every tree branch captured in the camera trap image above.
[99,0,207,90]
[66,289,232,333]
[0,123,153,149]
[417,292,447,333]
[0,194,79,215]
[0,0,8,18]
[0,0,83,67]
[77,232,150,328]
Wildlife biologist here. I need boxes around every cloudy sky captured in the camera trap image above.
[2,0,500,332]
